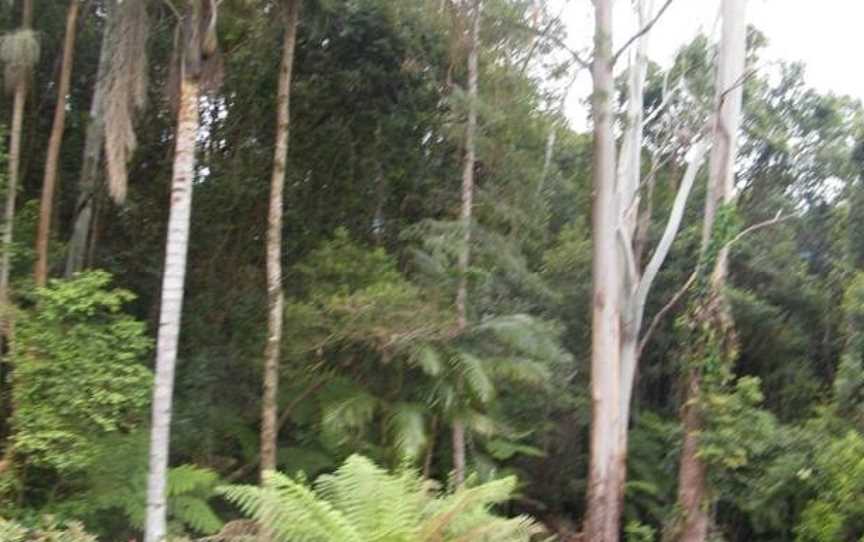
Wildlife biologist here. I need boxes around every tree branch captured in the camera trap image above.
[495,16,592,69]
[634,138,709,313]
[613,0,674,65]
[161,0,181,20]
[637,211,794,356]
[727,211,791,249]
[638,269,696,356]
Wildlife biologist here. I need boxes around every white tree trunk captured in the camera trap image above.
[452,0,480,489]
[584,1,624,539]
[585,2,711,538]
[676,1,747,540]
[145,77,200,542]
[260,0,300,478]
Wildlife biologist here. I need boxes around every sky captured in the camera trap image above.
[551,0,864,127]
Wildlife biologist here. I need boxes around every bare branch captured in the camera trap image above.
[495,16,592,69]
[519,6,566,75]
[719,66,758,102]
[613,0,674,65]
[727,211,793,249]
[637,211,794,355]
[161,0,181,20]
[638,269,696,356]
[634,138,709,312]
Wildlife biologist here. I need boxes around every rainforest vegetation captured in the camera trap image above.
[0,0,863,541]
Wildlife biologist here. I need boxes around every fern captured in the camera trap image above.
[218,454,544,542]
[74,434,223,536]
[387,403,428,461]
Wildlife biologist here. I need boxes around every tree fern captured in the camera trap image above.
[217,454,545,542]
[220,471,361,542]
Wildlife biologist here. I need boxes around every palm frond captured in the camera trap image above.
[454,351,494,403]
[388,403,429,461]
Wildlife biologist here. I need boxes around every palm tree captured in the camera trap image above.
[0,0,36,313]
[65,0,149,276]
[260,0,301,478]
[453,0,480,488]
[144,1,219,540]
[34,0,81,286]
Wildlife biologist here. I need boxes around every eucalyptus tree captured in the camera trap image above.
[260,0,301,478]
[674,1,747,540]
[583,1,712,539]
[145,1,220,540]
[34,0,80,286]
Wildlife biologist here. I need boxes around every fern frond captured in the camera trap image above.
[220,471,361,542]
[168,464,219,496]
[454,351,494,403]
[420,476,518,540]
[220,456,540,542]
[320,388,379,445]
[413,345,444,376]
[388,403,428,461]
[171,495,224,534]
[316,454,423,541]
[486,357,551,386]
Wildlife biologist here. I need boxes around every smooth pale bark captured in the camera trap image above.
[145,77,200,542]
[583,1,623,539]
[452,0,480,489]
[0,0,33,313]
[260,0,300,478]
[676,1,747,541]
[35,0,80,287]
[584,2,713,538]
[66,1,114,277]
[701,0,747,248]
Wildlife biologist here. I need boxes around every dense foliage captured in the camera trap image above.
[0,0,861,540]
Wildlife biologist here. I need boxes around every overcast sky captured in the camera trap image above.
[551,0,864,127]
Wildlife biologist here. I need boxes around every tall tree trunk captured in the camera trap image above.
[145,3,217,538]
[0,0,34,311]
[452,0,480,489]
[260,0,300,479]
[675,1,746,540]
[66,1,114,277]
[0,0,34,453]
[144,76,201,542]
[584,1,624,539]
[35,0,80,287]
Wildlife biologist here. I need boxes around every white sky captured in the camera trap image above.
[551,0,864,127]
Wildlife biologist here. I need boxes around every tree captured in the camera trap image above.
[260,0,301,478]
[452,0,480,488]
[584,1,709,539]
[0,0,36,314]
[34,0,80,286]
[674,1,747,540]
[144,1,219,540]
[65,0,149,276]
